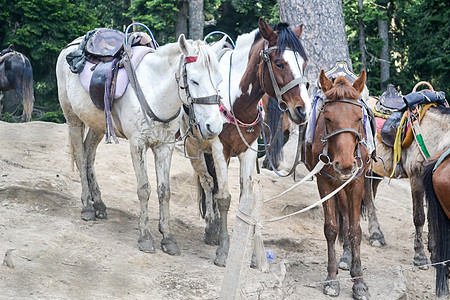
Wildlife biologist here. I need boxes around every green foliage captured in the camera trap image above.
[38,109,66,124]
[344,0,448,96]
[128,0,181,44]
[1,112,18,123]
[207,0,278,41]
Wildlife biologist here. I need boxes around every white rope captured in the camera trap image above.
[264,160,326,203]
[261,167,358,223]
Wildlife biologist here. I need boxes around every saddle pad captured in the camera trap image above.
[380,111,403,147]
[375,116,387,134]
[79,46,154,100]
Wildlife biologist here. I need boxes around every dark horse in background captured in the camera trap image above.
[0,44,34,122]
[423,149,450,297]
[305,70,371,299]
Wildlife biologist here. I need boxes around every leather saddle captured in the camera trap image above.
[378,84,446,147]
[85,28,124,60]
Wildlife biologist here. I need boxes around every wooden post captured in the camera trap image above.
[220,183,261,299]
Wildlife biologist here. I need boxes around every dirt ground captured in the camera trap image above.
[0,121,440,299]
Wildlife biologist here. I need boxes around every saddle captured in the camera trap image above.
[375,84,446,147]
[65,27,156,143]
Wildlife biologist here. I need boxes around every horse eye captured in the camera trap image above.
[275,61,284,69]
[191,80,199,85]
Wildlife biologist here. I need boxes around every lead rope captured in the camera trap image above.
[238,160,358,272]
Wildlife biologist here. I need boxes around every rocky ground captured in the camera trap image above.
[0,121,439,299]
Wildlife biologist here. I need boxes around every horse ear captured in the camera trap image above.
[352,70,366,94]
[319,70,333,93]
[294,24,304,37]
[258,18,277,44]
[210,35,227,56]
[178,34,192,55]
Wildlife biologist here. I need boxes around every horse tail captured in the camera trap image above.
[69,122,86,172]
[198,153,218,219]
[423,159,450,297]
[20,55,34,122]
[262,96,284,170]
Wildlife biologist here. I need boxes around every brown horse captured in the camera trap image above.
[423,149,450,297]
[183,18,310,266]
[304,70,370,299]
[0,45,34,122]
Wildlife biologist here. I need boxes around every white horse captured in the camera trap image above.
[56,34,225,255]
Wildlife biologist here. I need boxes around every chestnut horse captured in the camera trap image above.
[423,149,450,297]
[182,18,310,266]
[304,70,370,298]
[0,45,34,122]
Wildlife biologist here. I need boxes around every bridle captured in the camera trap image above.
[175,53,221,158]
[259,40,309,112]
[318,98,368,179]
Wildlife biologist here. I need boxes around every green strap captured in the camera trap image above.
[415,134,430,158]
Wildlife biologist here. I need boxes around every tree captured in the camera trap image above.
[278,0,352,86]
[189,0,204,39]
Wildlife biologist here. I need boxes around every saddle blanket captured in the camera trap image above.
[305,90,375,155]
[78,46,154,99]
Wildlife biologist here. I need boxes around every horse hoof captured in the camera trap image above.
[204,233,219,246]
[369,232,386,247]
[323,281,340,297]
[352,281,369,300]
[138,236,155,253]
[339,260,350,270]
[81,209,96,221]
[214,254,227,267]
[161,238,180,256]
[414,254,428,269]
[96,209,107,219]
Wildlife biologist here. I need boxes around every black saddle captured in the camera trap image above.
[379,84,404,110]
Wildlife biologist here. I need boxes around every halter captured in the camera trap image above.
[259,40,309,111]
[319,99,367,179]
[175,53,221,158]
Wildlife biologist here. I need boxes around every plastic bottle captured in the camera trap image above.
[265,249,275,262]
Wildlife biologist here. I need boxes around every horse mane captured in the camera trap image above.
[275,23,307,62]
[154,39,213,69]
[324,76,361,101]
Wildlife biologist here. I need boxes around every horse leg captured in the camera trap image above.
[84,128,107,219]
[318,180,340,296]
[363,175,386,247]
[153,143,180,256]
[337,193,352,271]
[348,179,369,300]
[410,175,428,268]
[212,141,231,267]
[67,121,96,221]
[129,138,154,253]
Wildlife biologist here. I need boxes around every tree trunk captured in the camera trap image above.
[378,18,389,91]
[279,0,352,87]
[175,1,188,39]
[189,0,204,40]
[358,0,367,72]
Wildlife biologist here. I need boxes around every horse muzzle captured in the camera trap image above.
[288,105,307,125]
[332,160,358,180]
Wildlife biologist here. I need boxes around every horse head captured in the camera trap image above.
[258,18,310,125]
[319,69,367,179]
[177,34,224,140]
